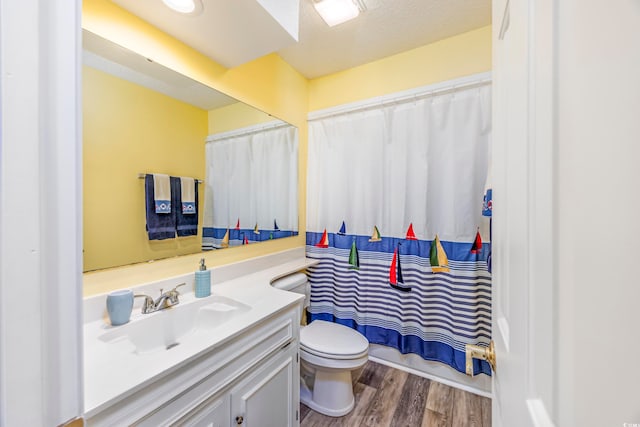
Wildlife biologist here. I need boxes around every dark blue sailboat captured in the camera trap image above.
[337,221,346,235]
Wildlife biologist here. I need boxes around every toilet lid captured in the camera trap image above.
[300,320,369,358]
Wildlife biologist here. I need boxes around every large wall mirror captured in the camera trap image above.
[82,30,299,272]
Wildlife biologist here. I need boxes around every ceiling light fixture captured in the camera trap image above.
[162,0,203,15]
[313,0,362,27]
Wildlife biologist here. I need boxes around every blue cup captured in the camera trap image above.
[106,289,134,326]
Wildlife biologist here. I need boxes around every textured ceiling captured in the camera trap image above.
[106,0,491,79]
[280,0,491,78]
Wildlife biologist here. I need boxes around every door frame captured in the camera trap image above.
[0,1,83,425]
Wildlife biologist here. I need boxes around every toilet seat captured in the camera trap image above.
[300,320,369,360]
[300,346,368,371]
[300,343,369,360]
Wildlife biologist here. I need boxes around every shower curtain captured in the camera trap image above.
[202,122,298,249]
[306,82,493,375]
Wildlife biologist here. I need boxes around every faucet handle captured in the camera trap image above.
[134,294,155,314]
[172,283,187,294]
[167,283,186,304]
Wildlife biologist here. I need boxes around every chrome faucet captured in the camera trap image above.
[134,283,186,314]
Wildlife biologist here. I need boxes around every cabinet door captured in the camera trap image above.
[230,345,296,427]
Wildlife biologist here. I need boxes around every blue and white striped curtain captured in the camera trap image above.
[202,122,298,249]
[306,83,493,375]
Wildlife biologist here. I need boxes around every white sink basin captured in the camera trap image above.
[98,295,251,355]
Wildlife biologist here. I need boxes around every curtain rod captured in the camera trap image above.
[137,173,203,184]
[206,119,292,143]
[307,72,492,122]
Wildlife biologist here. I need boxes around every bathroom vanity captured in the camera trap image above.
[83,251,316,426]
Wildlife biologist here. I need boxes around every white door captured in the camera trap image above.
[491,0,555,425]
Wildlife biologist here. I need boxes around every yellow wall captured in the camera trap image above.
[208,102,276,135]
[308,26,492,111]
[83,66,207,271]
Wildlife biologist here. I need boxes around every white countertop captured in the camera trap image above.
[83,255,317,418]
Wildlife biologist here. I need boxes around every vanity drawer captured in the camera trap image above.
[88,306,299,427]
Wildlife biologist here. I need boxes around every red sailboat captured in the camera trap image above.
[389,247,411,292]
[315,229,329,248]
[405,223,417,240]
[470,230,482,254]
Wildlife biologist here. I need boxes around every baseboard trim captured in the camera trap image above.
[368,355,493,399]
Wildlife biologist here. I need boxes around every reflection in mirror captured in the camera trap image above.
[202,122,298,249]
[82,30,299,272]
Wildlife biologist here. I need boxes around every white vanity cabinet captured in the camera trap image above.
[88,303,301,427]
[178,343,297,427]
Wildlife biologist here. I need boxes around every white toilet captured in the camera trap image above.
[272,273,369,417]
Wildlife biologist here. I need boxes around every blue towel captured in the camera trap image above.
[145,174,176,240]
[172,176,199,237]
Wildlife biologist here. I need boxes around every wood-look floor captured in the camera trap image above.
[300,361,491,427]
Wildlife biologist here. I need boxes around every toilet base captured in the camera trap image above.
[299,367,356,417]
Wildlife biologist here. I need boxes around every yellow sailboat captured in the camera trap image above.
[430,234,450,273]
[368,226,382,242]
[220,228,229,248]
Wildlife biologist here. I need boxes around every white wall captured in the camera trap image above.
[556,1,640,425]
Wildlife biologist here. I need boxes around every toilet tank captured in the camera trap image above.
[271,272,310,308]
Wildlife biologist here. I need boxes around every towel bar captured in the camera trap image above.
[137,173,202,184]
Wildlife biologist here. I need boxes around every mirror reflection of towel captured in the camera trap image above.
[180,177,196,214]
[172,176,199,237]
[145,174,176,240]
[153,173,171,213]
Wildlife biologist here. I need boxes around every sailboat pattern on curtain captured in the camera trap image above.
[306,231,492,376]
[203,225,297,249]
[305,80,493,376]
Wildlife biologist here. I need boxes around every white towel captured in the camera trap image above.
[153,174,171,214]
[180,177,196,215]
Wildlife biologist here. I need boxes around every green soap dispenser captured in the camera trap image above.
[195,258,211,298]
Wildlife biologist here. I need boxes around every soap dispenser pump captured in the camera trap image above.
[195,258,211,298]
